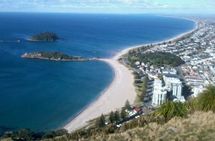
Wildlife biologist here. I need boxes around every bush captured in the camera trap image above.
[188,85,215,112]
[155,101,188,122]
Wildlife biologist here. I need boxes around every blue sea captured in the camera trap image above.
[0,13,194,132]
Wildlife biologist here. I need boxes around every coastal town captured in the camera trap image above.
[66,20,215,131]
[74,20,215,130]
[2,18,215,141]
[121,20,215,109]
[2,0,215,140]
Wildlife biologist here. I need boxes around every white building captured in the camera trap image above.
[163,68,177,75]
[152,78,167,107]
[172,81,182,98]
[192,85,204,97]
[163,75,183,99]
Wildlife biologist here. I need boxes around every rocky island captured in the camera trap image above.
[21,52,90,62]
[29,32,59,42]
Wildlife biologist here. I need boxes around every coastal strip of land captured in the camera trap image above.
[64,18,199,132]
[64,54,136,132]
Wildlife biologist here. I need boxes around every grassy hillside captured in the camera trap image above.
[3,111,215,141]
[84,111,215,141]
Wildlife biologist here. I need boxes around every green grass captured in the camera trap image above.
[155,101,188,122]
[188,85,215,113]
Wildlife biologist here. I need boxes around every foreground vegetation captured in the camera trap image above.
[84,111,215,141]
[1,86,215,141]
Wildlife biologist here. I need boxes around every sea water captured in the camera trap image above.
[0,13,194,132]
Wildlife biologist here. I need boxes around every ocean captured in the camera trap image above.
[0,13,194,132]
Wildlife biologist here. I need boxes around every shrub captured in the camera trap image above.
[155,101,188,122]
[189,85,215,112]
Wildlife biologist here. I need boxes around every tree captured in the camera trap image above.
[140,77,148,98]
[120,107,127,120]
[114,111,120,122]
[125,100,132,110]
[109,111,115,124]
[128,52,184,67]
[109,111,120,124]
[96,114,106,128]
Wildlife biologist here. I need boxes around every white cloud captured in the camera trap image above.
[0,0,214,13]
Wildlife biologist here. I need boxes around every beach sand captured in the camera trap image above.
[64,18,199,132]
[64,54,136,132]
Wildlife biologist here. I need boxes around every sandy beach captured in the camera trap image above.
[64,18,199,132]
[65,54,136,132]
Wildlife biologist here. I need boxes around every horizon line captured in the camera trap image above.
[0,11,214,16]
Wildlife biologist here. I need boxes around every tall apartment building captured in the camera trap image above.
[152,78,167,107]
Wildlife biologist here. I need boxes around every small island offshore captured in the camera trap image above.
[28,32,59,42]
[21,52,90,62]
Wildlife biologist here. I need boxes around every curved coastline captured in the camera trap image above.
[64,56,136,132]
[64,17,198,132]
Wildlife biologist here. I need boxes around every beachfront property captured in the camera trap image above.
[173,22,215,97]
[151,69,184,107]
[126,21,215,107]
[163,74,183,100]
[152,78,167,107]
[133,59,185,107]
[130,21,215,103]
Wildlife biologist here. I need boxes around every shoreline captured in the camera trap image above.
[64,18,199,132]
[113,18,199,60]
[64,55,136,132]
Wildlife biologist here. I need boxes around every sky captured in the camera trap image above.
[0,0,215,14]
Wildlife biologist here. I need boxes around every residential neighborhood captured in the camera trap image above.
[125,21,215,107]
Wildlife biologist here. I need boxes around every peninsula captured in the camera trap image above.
[21,52,90,62]
[29,32,59,42]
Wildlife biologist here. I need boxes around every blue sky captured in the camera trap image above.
[0,0,215,13]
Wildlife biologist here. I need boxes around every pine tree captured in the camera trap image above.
[114,111,120,122]
[125,100,131,110]
[96,114,106,127]
[109,111,115,124]
[121,107,127,120]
